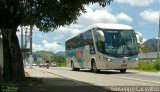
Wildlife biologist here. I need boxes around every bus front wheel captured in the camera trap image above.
[71,62,79,71]
[91,62,100,73]
[120,69,127,73]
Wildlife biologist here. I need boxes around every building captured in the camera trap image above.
[0,37,3,72]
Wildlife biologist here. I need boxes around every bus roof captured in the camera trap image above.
[66,23,134,41]
[84,23,133,31]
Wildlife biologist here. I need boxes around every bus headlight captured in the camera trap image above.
[134,58,139,61]
[108,58,113,62]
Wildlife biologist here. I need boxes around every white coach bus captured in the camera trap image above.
[65,23,139,73]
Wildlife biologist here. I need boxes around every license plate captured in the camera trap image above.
[121,64,127,68]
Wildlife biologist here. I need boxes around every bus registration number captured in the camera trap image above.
[121,64,127,68]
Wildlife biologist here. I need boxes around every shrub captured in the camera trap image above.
[138,60,160,71]
[59,63,67,67]
[139,62,153,70]
[153,61,160,70]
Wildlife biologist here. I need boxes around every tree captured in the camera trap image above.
[0,0,113,82]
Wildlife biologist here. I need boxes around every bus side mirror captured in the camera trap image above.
[96,30,105,42]
[95,30,105,53]
[97,36,102,41]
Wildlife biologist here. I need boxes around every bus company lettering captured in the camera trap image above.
[76,50,82,58]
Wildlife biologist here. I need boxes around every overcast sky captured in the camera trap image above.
[17,0,160,53]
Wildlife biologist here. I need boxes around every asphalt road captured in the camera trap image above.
[23,67,112,92]
[33,66,160,91]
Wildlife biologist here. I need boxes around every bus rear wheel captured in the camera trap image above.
[91,61,100,73]
[120,69,127,73]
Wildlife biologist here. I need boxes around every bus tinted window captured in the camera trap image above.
[83,30,93,46]
[104,30,139,57]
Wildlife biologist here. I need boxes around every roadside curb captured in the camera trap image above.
[25,72,30,77]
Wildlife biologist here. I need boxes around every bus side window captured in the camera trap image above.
[96,41,104,53]
[90,45,95,54]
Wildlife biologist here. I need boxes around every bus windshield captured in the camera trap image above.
[104,30,139,57]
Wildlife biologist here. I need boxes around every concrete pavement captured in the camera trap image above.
[21,67,112,92]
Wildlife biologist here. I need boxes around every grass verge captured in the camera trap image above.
[133,60,160,72]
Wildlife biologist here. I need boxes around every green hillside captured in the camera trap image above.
[33,51,56,60]
[33,51,66,67]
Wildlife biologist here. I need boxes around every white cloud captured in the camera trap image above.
[143,38,147,43]
[20,3,134,53]
[33,43,44,51]
[58,26,81,36]
[87,3,112,12]
[140,9,159,23]
[115,0,126,3]
[42,40,47,44]
[115,0,155,6]
[78,4,134,26]
[116,13,133,23]
[78,7,118,26]
[52,5,133,42]
[53,26,81,40]
[33,40,64,52]
[48,3,115,42]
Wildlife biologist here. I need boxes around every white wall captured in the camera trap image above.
[0,38,3,72]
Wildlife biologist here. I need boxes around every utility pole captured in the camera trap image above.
[24,28,28,67]
[29,25,33,69]
[21,26,26,67]
[21,26,23,49]
[25,28,28,51]
[157,13,160,59]
[30,25,33,55]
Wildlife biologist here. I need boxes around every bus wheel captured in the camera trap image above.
[120,69,127,73]
[71,62,76,71]
[71,62,80,71]
[92,62,100,73]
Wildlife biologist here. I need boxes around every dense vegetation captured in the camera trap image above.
[137,60,160,72]
[33,51,66,67]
